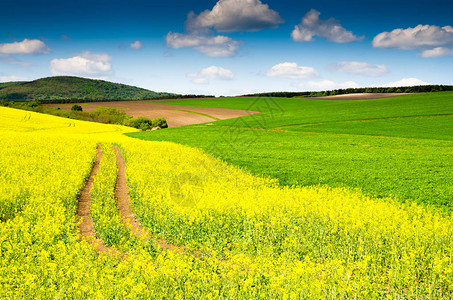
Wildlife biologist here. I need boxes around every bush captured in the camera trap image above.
[27,101,41,109]
[124,117,153,131]
[152,117,168,128]
[71,105,83,111]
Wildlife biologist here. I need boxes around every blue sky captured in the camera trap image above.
[1,0,453,96]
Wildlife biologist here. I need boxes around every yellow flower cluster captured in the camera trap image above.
[0,106,452,299]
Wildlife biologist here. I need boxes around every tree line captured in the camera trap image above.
[243,85,453,98]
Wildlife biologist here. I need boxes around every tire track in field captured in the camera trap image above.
[77,145,119,255]
[113,146,185,254]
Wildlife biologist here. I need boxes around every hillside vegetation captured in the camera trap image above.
[0,76,173,102]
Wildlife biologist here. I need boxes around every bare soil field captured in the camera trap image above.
[47,101,258,127]
[127,110,215,127]
[309,93,411,100]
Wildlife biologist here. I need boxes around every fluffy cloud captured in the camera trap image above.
[291,9,361,43]
[186,0,284,33]
[298,80,361,91]
[0,39,50,55]
[372,25,453,50]
[332,61,388,77]
[0,75,29,82]
[50,51,112,76]
[381,78,430,87]
[267,62,318,79]
[421,47,453,58]
[166,32,239,57]
[166,0,282,57]
[187,66,234,84]
[130,41,143,50]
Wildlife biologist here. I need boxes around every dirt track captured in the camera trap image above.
[47,101,259,128]
[76,145,185,256]
[76,145,113,254]
[113,146,184,253]
[309,93,411,100]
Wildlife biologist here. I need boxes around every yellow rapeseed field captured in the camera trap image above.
[0,106,452,299]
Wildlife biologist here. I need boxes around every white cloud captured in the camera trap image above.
[298,80,361,91]
[166,32,239,57]
[130,41,143,50]
[421,47,453,58]
[267,62,318,79]
[50,51,113,77]
[332,61,388,77]
[372,25,453,50]
[166,0,281,57]
[0,39,50,55]
[381,78,430,87]
[0,75,29,82]
[187,66,234,84]
[186,0,284,33]
[291,9,361,43]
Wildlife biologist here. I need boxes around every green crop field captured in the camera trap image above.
[132,92,453,211]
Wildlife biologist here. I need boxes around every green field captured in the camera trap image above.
[132,92,453,211]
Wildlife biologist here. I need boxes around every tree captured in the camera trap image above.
[152,117,168,128]
[71,104,83,111]
[124,117,153,130]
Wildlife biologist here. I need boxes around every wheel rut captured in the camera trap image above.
[76,145,118,255]
[113,146,185,254]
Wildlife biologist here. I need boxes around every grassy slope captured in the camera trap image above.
[0,76,170,101]
[288,115,453,140]
[131,93,453,211]
[152,92,453,128]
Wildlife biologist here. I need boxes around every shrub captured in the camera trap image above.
[27,101,41,109]
[71,104,83,111]
[124,117,153,131]
[152,117,168,128]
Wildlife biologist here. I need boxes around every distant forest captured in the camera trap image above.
[244,85,453,98]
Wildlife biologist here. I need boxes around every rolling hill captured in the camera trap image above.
[0,76,173,102]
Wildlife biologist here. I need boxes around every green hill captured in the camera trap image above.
[0,76,173,102]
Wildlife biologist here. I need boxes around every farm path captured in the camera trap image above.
[77,145,119,255]
[113,146,185,254]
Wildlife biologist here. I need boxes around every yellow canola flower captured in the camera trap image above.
[0,106,452,299]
